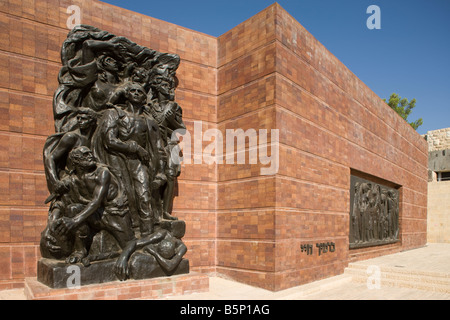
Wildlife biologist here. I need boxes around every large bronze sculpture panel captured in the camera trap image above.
[39,25,188,288]
[349,175,399,249]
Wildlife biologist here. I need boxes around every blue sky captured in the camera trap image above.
[102,0,450,135]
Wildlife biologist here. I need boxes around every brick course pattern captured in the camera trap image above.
[0,0,218,290]
[25,272,209,300]
[0,1,427,292]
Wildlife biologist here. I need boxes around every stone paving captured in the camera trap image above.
[164,243,450,300]
[1,243,449,300]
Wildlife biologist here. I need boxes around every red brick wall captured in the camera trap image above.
[274,5,426,289]
[215,4,427,291]
[215,5,277,289]
[0,1,428,291]
[0,0,218,289]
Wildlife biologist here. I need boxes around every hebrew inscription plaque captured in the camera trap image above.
[349,175,399,249]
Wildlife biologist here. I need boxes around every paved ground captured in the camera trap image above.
[164,275,449,300]
[165,243,450,300]
[1,243,449,300]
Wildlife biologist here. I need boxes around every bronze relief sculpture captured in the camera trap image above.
[39,25,187,288]
[349,175,399,249]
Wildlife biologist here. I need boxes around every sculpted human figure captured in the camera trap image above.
[143,227,187,273]
[52,147,134,269]
[54,25,157,132]
[357,182,370,243]
[387,190,399,239]
[105,61,153,107]
[148,74,186,220]
[43,108,98,198]
[41,108,98,258]
[368,185,381,241]
[351,183,361,243]
[54,27,124,132]
[92,82,167,236]
[115,222,188,276]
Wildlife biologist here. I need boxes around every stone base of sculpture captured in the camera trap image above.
[26,271,208,300]
[37,256,189,289]
[38,219,189,288]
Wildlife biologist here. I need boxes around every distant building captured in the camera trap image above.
[423,128,450,243]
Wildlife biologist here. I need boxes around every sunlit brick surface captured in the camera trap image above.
[0,1,427,292]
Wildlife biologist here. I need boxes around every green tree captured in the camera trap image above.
[383,93,423,130]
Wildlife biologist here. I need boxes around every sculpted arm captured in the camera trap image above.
[104,123,136,154]
[82,39,124,65]
[165,103,185,130]
[44,133,77,193]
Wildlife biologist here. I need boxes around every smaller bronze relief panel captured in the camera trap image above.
[349,175,399,249]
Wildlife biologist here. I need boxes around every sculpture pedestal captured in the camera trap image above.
[25,272,209,300]
[37,253,189,289]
